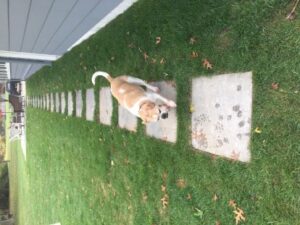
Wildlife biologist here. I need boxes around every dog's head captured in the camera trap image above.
[139,102,172,124]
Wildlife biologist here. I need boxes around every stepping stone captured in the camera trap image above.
[99,87,113,125]
[145,81,177,143]
[50,93,54,112]
[61,92,66,114]
[43,95,46,109]
[86,88,95,121]
[68,91,73,116]
[76,90,82,117]
[191,72,253,162]
[55,93,60,113]
[46,94,50,111]
[118,105,137,132]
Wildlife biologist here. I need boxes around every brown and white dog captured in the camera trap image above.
[92,71,176,123]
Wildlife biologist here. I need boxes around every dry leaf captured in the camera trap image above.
[161,184,167,193]
[176,179,187,189]
[186,193,192,200]
[160,58,166,64]
[203,59,213,69]
[190,36,197,44]
[212,194,218,202]
[151,58,157,64]
[161,193,169,209]
[191,51,199,58]
[162,171,168,182]
[190,104,195,113]
[156,36,161,45]
[234,208,246,224]
[216,221,221,225]
[254,127,262,134]
[143,52,149,61]
[271,82,279,90]
[229,199,237,209]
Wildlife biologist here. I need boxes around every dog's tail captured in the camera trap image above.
[91,71,113,85]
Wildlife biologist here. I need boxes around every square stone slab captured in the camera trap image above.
[86,88,95,121]
[68,91,73,116]
[55,93,60,113]
[61,92,66,114]
[99,87,113,125]
[191,72,253,162]
[118,105,137,132]
[43,95,46,109]
[145,81,177,143]
[76,90,82,117]
[50,93,54,112]
[46,94,50,110]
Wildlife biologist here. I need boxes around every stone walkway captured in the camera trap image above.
[27,72,253,162]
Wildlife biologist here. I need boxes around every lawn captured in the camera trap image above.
[13,0,300,224]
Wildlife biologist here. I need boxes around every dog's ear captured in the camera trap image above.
[139,102,155,124]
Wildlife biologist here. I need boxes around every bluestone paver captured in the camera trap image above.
[61,92,66,114]
[99,87,113,125]
[191,72,252,162]
[86,88,95,121]
[55,93,60,113]
[68,91,73,116]
[118,105,137,132]
[76,90,82,117]
[145,81,177,143]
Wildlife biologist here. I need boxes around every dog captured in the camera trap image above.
[91,71,177,124]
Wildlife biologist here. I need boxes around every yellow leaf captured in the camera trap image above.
[254,127,262,133]
[212,193,218,202]
[229,199,237,209]
[203,59,213,69]
[156,36,161,45]
[189,36,197,44]
[234,208,246,224]
[190,104,195,113]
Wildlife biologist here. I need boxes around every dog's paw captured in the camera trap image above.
[168,100,177,108]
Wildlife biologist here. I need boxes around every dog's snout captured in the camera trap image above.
[161,113,168,119]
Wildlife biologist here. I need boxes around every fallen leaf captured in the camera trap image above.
[271,82,279,90]
[176,178,187,189]
[254,127,262,134]
[190,104,195,113]
[161,193,169,209]
[212,194,218,202]
[186,193,192,200]
[216,221,221,225]
[190,36,197,44]
[229,199,237,209]
[203,59,213,69]
[160,58,166,64]
[194,208,203,219]
[191,51,199,58]
[143,52,149,61]
[161,184,167,193]
[162,171,168,182]
[234,208,246,224]
[156,36,161,45]
[151,58,157,64]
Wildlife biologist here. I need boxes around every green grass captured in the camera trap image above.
[14,0,300,224]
